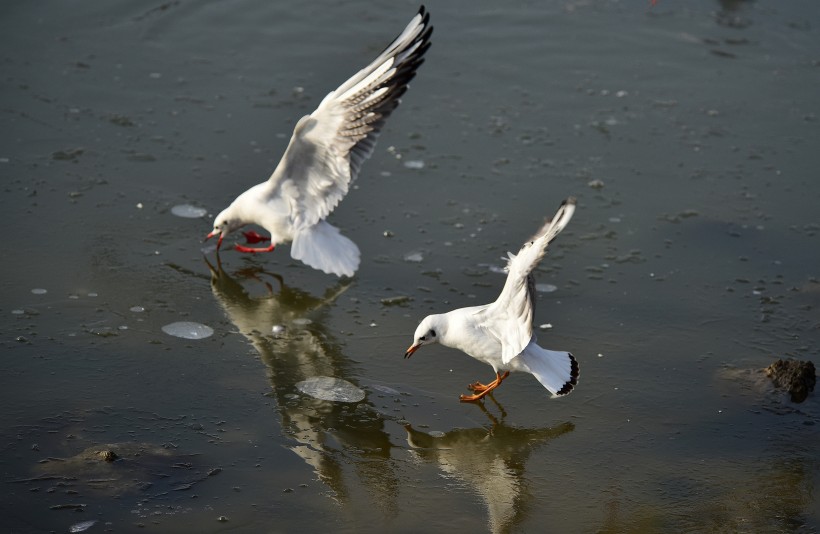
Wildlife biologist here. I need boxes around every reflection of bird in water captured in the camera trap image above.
[205,257,398,509]
[405,406,574,534]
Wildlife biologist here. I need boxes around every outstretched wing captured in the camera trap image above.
[480,197,576,364]
[269,6,433,230]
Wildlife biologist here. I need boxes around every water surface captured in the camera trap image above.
[2,0,819,532]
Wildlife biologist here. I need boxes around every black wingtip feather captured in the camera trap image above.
[556,352,580,396]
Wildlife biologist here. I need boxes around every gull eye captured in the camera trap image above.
[429,330,436,338]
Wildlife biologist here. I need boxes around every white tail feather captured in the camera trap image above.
[517,342,578,397]
[291,221,360,277]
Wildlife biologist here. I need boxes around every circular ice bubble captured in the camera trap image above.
[371,384,401,396]
[171,204,208,218]
[271,325,285,335]
[536,283,558,293]
[130,306,145,313]
[31,288,47,295]
[295,376,365,403]
[162,321,214,340]
[404,159,425,170]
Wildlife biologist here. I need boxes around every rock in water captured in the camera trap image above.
[765,358,816,403]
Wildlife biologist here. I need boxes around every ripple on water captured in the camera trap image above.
[296,376,365,403]
[171,204,208,218]
[161,321,214,340]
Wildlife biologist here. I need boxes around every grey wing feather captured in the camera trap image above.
[269,7,433,230]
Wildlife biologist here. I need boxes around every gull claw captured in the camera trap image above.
[468,381,491,392]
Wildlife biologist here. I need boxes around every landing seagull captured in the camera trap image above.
[205,7,433,277]
[405,198,580,402]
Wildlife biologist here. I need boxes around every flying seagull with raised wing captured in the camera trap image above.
[206,7,433,277]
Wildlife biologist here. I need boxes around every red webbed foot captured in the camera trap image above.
[235,243,276,253]
[242,231,271,244]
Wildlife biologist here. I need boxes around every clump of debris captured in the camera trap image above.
[765,358,816,403]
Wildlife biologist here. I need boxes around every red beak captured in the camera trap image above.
[205,231,224,251]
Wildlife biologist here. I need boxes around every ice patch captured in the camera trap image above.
[535,283,558,293]
[171,204,207,218]
[404,159,425,169]
[371,384,401,396]
[162,321,214,340]
[296,376,365,403]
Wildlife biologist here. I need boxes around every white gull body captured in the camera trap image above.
[405,198,579,402]
[206,7,433,277]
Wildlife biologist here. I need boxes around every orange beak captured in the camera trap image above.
[404,343,420,359]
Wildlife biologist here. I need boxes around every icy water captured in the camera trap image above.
[2,1,819,532]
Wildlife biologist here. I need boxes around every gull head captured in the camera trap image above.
[205,207,243,251]
[404,315,444,358]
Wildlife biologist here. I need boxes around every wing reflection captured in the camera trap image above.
[405,409,574,534]
[205,258,397,508]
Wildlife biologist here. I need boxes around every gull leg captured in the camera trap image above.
[461,371,509,402]
[468,371,509,393]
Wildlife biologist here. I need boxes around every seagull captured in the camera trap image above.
[405,198,580,402]
[205,7,433,277]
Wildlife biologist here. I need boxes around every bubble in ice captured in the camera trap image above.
[404,251,424,263]
[404,159,425,169]
[295,376,365,403]
[31,288,47,295]
[535,283,558,293]
[480,263,507,274]
[271,324,285,335]
[371,384,401,396]
[70,520,98,533]
[171,204,208,218]
[162,321,214,340]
